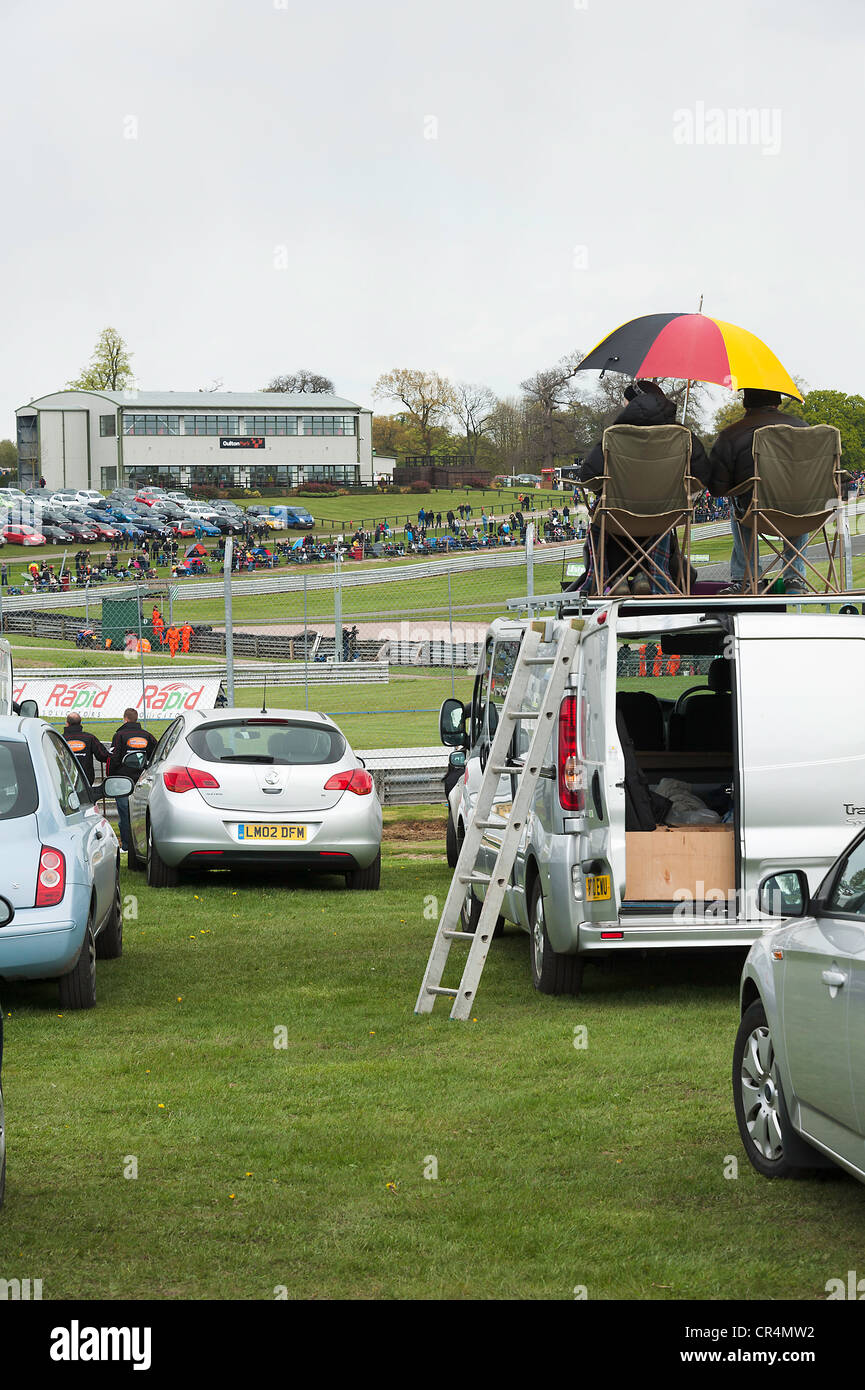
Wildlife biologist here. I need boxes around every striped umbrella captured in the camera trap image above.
[577,312,802,400]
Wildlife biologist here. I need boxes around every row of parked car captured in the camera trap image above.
[0,485,317,551]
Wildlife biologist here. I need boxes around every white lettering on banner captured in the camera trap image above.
[11,678,222,721]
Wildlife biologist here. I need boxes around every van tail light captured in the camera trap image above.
[36,846,66,907]
[324,768,374,796]
[163,766,221,793]
[558,694,586,812]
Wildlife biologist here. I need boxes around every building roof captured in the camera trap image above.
[19,389,365,412]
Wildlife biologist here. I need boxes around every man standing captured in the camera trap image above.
[166,625,180,658]
[710,389,810,593]
[108,708,157,853]
[61,712,109,786]
[180,621,192,653]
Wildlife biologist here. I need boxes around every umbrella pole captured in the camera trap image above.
[680,294,703,424]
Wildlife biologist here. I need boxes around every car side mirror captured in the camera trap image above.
[439,697,467,748]
[102,775,135,798]
[758,870,810,918]
[0,895,14,928]
[15,699,39,718]
[448,749,466,771]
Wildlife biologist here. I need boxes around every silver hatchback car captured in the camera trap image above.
[734,835,865,1184]
[128,707,382,890]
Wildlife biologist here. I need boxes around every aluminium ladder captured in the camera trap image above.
[415,618,582,1020]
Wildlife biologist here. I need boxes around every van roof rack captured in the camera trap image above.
[506,592,864,619]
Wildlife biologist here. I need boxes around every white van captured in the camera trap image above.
[440,598,865,995]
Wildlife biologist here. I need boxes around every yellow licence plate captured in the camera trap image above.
[585,873,611,901]
[237,824,307,841]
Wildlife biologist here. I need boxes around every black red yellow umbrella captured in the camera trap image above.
[577,312,802,400]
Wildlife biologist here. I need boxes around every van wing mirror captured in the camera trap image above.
[15,699,39,718]
[439,698,467,748]
[758,870,810,918]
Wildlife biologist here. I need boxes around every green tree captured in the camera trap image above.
[68,327,134,391]
[797,390,865,470]
[372,369,457,456]
[0,439,17,476]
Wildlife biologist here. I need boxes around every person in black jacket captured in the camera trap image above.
[709,388,811,592]
[109,709,158,852]
[577,381,712,593]
[61,712,109,786]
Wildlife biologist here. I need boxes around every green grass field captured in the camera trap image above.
[1,809,863,1300]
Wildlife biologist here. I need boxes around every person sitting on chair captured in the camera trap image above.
[577,380,712,594]
[709,388,814,594]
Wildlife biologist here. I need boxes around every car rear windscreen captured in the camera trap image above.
[188,720,345,766]
[0,741,39,819]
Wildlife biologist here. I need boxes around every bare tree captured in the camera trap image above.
[263,370,336,394]
[452,382,498,464]
[372,369,456,456]
[520,352,582,471]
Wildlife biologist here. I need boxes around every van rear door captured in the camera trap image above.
[571,605,623,921]
[734,612,865,900]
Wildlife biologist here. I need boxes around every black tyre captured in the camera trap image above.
[96,865,123,960]
[461,886,505,938]
[446,811,459,869]
[146,820,179,888]
[529,879,583,996]
[733,999,823,1178]
[127,826,143,873]
[59,917,96,1010]
[345,849,381,891]
[0,1086,5,1210]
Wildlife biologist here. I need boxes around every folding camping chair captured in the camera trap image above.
[587,423,696,596]
[735,424,843,595]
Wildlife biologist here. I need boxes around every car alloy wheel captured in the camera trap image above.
[738,1019,783,1161]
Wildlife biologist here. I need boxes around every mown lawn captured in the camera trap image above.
[1,809,863,1301]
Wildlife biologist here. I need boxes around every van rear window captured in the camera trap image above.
[188,720,345,766]
[0,741,39,820]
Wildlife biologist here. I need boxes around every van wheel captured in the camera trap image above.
[146,821,179,888]
[732,1000,824,1178]
[461,887,505,938]
[96,865,123,959]
[446,811,458,869]
[59,917,97,1010]
[529,880,582,995]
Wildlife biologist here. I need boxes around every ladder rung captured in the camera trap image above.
[489,764,512,775]
[475,818,506,830]
[523,656,556,666]
[443,930,475,941]
[507,709,540,720]
[458,872,491,885]
[426,986,458,997]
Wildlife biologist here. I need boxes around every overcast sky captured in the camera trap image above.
[2,0,863,436]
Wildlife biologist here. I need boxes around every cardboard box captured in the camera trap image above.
[624,825,735,902]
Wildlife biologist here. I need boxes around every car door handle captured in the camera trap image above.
[821,968,847,989]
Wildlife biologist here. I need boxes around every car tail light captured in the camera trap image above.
[558,694,586,812]
[163,765,221,793]
[36,846,66,907]
[324,768,374,796]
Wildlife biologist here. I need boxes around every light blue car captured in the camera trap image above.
[0,716,133,1009]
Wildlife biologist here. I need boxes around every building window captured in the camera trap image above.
[299,416,356,436]
[123,414,181,435]
[182,415,242,436]
[101,466,118,489]
[99,414,116,437]
[241,416,298,436]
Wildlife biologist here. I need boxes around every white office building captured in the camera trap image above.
[15,389,376,492]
